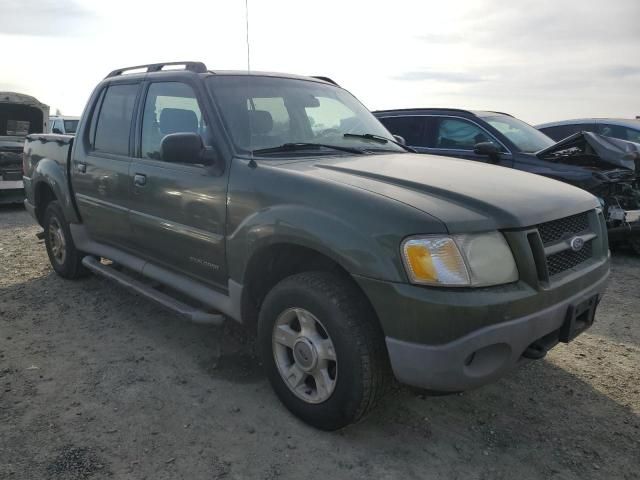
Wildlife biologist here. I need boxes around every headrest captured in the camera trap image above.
[248,110,273,135]
[159,108,198,135]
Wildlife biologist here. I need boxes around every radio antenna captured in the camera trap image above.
[245,0,255,165]
[245,0,251,73]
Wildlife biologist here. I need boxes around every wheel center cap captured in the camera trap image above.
[293,338,317,371]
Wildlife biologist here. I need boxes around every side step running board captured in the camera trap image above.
[81,256,225,325]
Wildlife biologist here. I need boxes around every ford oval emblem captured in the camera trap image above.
[570,237,585,252]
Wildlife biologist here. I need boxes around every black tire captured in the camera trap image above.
[257,271,392,430]
[630,238,640,256]
[43,201,89,279]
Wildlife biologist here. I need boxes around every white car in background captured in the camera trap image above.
[49,115,80,135]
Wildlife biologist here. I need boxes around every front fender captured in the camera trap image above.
[227,204,407,283]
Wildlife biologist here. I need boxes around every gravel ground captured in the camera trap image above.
[1,205,639,480]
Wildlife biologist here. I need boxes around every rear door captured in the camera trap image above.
[128,80,228,288]
[71,82,140,248]
[377,115,431,152]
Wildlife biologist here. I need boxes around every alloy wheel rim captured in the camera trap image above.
[48,217,66,265]
[272,307,337,404]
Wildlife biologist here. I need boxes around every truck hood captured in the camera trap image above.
[287,153,599,233]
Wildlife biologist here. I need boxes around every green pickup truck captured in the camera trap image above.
[23,61,610,430]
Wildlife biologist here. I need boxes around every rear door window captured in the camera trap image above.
[93,84,139,156]
[377,116,428,147]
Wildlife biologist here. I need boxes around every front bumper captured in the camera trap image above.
[384,271,608,391]
[355,255,610,392]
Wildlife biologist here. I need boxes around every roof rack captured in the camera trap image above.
[483,110,513,117]
[372,107,474,115]
[106,61,208,78]
[312,76,339,86]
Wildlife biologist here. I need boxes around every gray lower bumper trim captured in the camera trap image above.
[386,272,609,392]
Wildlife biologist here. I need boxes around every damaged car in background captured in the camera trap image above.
[375,108,640,254]
[0,92,49,204]
[535,131,640,253]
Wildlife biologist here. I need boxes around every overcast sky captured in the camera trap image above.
[1,0,639,124]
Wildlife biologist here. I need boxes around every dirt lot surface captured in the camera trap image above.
[1,205,638,479]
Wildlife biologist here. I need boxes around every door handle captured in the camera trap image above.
[77,162,87,173]
[134,174,147,187]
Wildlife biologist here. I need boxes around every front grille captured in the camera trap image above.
[546,240,593,276]
[531,210,597,279]
[538,211,589,245]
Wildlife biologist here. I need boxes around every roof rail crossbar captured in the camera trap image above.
[312,76,339,86]
[106,61,207,78]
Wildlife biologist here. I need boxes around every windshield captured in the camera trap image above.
[207,76,404,154]
[483,115,556,153]
[64,120,79,134]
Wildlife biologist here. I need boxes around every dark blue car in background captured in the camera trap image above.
[375,108,640,253]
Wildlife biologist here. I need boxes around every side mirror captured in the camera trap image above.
[474,142,500,156]
[161,132,205,164]
[52,128,62,134]
[393,134,406,145]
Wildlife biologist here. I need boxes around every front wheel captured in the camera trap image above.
[43,201,89,279]
[257,271,391,430]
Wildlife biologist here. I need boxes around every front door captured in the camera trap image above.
[128,81,228,289]
[427,117,513,167]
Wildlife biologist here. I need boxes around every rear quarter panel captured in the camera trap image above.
[23,134,79,223]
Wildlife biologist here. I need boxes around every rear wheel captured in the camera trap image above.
[257,271,391,430]
[43,201,88,279]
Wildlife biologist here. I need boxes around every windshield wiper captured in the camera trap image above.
[252,142,365,155]
[343,133,415,152]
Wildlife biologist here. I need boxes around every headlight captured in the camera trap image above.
[401,232,518,287]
